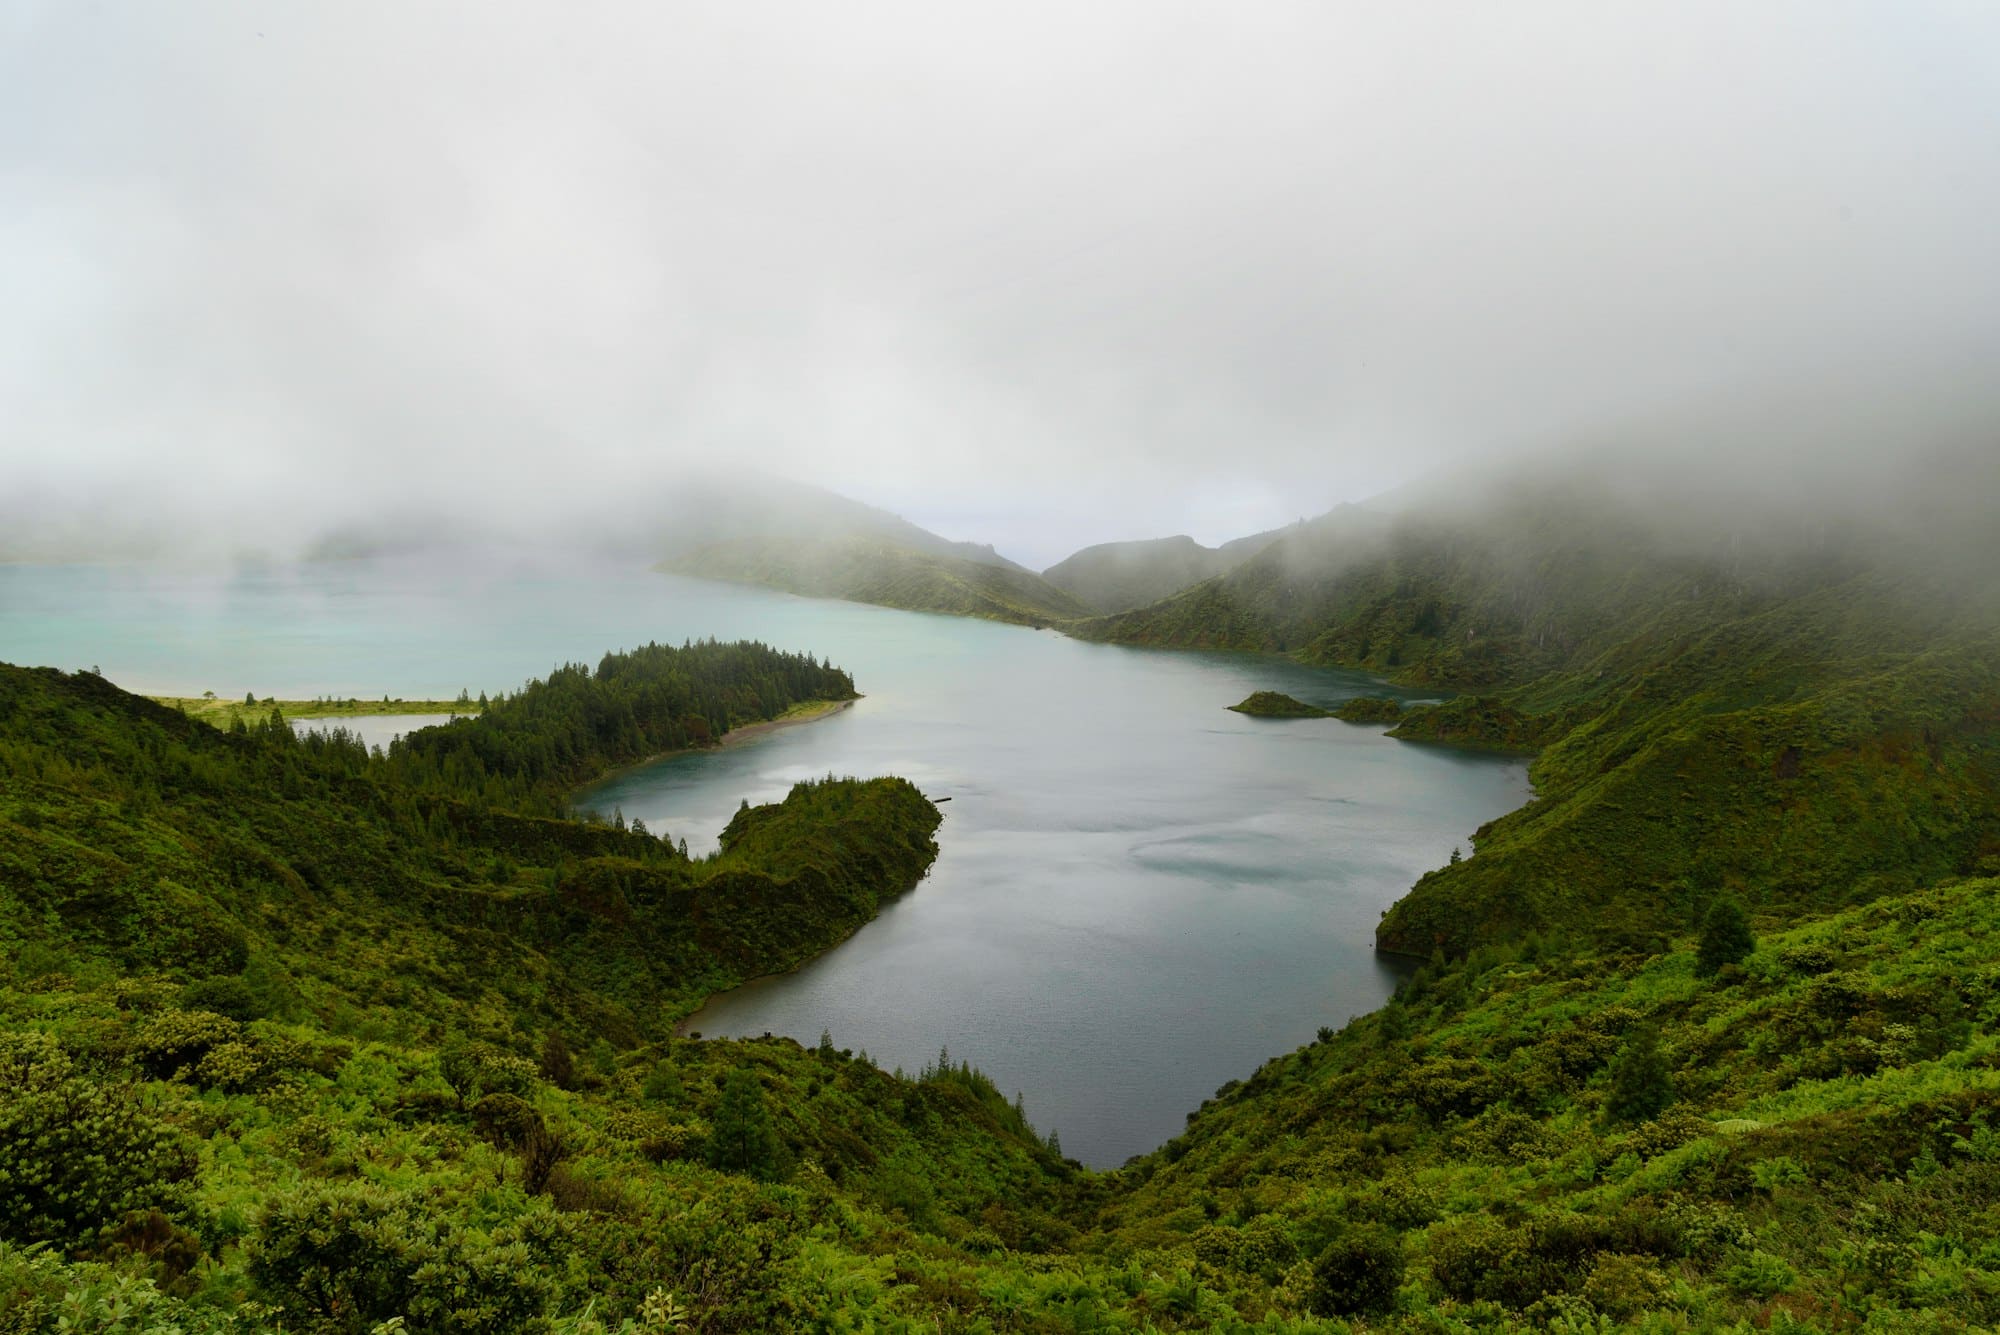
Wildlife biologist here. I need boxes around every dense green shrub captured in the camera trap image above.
[1696,896,1757,977]
[248,1181,562,1333]
[131,1009,241,1079]
[179,975,263,1021]
[0,1033,197,1248]
[1307,1223,1404,1316]
[707,1068,780,1180]
[1581,1251,1672,1317]
[472,1092,545,1148]
[439,1038,537,1104]
[1604,1025,1675,1124]
[0,1240,279,1335]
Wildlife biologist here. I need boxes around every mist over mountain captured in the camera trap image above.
[1042,529,1288,615]
[293,472,1029,571]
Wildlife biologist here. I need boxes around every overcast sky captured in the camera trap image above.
[5,2,1999,567]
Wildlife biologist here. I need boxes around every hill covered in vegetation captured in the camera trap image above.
[660,535,1092,627]
[1076,468,2000,959]
[1042,529,1286,615]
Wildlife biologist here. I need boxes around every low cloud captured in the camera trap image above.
[5,3,1998,566]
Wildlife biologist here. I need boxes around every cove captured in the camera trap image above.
[0,555,1530,1167]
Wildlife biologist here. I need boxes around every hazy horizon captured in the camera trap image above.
[6,4,1999,568]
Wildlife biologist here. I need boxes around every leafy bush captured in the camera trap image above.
[1725,1248,1798,1295]
[472,1092,545,1149]
[191,1040,266,1092]
[1307,1223,1404,1316]
[1603,1025,1675,1124]
[0,1240,280,1335]
[438,1037,537,1104]
[1696,896,1757,977]
[248,1180,562,1333]
[132,1009,241,1079]
[1581,1252,1671,1318]
[179,975,264,1021]
[0,1033,197,1248]
[1779,942,1840,976]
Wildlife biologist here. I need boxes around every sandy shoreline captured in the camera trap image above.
[719,696,857,746]
[571,695,861,796]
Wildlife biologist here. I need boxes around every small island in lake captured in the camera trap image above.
[1227,690,1331,718]
[1333,695,1403,723]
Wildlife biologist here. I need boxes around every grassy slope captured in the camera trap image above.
[150,695,482,729]
[660,535,1093,627]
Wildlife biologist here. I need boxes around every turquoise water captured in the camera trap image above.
[0,556,1529,1166]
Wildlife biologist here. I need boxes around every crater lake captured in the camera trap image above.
[0,554,1529,1165]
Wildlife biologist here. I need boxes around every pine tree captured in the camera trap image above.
[1696,895,1756,977]
[1604,1025,1674,1123]
[707,1068,779,1179]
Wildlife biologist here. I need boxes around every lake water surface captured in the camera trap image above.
[0,555,1529,1165]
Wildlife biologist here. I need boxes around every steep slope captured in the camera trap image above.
[661,534,1092,626]
[1042,527,1287,614]
[1101,873,2000,1330]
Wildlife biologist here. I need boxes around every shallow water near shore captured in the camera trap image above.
[1,555,1529,1166]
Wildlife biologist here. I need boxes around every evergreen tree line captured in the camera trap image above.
[0,641,854,825]
[383,640,856,813]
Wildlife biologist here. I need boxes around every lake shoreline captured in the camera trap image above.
[571,695,861,798]
[720,695,857,746]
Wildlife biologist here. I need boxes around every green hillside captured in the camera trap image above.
[0,657,1087,1332]
[1105,872,2000,1331]
[660,534,1092,627]
[1078,480,2000,957]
